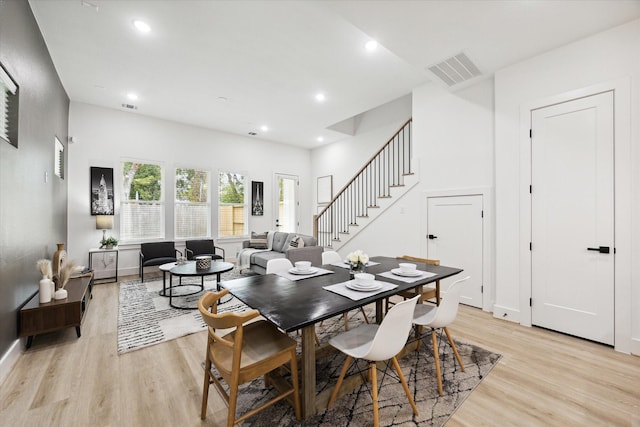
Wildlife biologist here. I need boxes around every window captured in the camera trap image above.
[0,63,19,148]
[54,137,64,179]
[218,171,247,237]
[175,167,210,239]
[120,161,164,241]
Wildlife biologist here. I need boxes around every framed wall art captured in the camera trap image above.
[317,175,333,205]
[251,181,264,216]
[91,167,114,215]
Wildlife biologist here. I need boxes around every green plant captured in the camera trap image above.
[100,236,118,248]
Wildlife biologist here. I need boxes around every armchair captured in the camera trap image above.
[139,241,181,282]
[185,239,225,262]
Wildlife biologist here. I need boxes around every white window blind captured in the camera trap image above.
[54,137,64,179]
[120,161,164,242]
[0,65,18,146]
[175,168,210,239]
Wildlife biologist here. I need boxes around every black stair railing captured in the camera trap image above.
[313,118,413,248]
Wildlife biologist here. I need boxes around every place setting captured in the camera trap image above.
[323,272,398,300]
[274,261,334,281]
[377,262,437,283]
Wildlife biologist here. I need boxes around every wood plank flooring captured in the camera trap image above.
[1,277,639,426]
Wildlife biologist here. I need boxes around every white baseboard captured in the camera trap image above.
[631,337,640,356]
[492,304,520,323]
[0,339,22,386]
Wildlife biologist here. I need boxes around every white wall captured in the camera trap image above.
[494,19,639,353]
[67,102,312,278]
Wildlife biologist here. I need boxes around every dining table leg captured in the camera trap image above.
[301,324,316,419]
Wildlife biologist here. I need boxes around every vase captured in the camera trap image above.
[39,276,52,303]
[54,288,68,300]
[349,263,365,278]
[52,243,67,277]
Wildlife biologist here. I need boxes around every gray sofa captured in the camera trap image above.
[241,231,323,274]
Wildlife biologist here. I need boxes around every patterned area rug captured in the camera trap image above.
[117,270,251,354]
[217,311,501,427]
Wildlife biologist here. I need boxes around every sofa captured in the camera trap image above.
[240,231,323,274]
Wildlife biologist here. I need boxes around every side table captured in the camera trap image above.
[88,247,119,283]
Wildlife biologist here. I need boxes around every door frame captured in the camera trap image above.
[273,173,299,233]
[421,187,494,312]
[518,78,632,353]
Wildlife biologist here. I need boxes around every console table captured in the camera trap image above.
[19,273,93,349]
[88,247,118,283]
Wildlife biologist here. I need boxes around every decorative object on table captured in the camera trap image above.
[100,236,118,249]
[90,166,114,215]
[347,249,369,276]
[36,259,53,303]
[195,255,212,271]
[250,180,264,216]
[96,215,114,245]
[53,259,77,300]
[52,243,66,278]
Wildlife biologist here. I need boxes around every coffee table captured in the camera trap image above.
[169,261,234,309]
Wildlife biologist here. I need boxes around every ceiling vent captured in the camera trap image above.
[427,52,482,87]
[121,103,138,110]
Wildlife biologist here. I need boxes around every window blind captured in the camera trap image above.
[0,65,17,145]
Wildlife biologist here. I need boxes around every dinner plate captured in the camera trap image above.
[391,268,423,277]
[345,281,382,292]
[288,267,318,275]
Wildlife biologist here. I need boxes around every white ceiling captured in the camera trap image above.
[28,0,640,149]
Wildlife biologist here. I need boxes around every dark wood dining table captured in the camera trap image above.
[221,255,462,419]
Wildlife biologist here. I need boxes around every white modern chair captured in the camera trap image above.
[265,258,293,274]
[321,250,342,265]
[412,276,470,396]
[321,250,370,330]
[327,295,420,427]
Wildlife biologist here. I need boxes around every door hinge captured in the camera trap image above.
[481,210,484,218]
[529,185,532,194]
[529,129,532,138]
[529,297,532,307]
[481,285,483,293]
[529,242,532,251]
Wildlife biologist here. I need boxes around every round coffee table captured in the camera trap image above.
[169,261,234,309]
[158,262,177,297]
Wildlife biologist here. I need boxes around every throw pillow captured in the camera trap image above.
[287,235,305,250]
[249,231,269,249]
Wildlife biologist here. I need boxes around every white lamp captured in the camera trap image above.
[96,215,113,242]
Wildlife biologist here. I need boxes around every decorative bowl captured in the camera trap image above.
[354,273,375,287]
[295,261,311,271]
[398,263,417,273]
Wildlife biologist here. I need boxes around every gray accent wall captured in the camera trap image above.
[0,0,69,358]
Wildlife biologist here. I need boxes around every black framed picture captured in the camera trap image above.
[91,167,114,215]
[251,181,264,216]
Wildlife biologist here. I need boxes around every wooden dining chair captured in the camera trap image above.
[385,255,441,313]
[198,290,301,426]
[327,295,420,427]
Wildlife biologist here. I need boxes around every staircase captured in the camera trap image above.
[313,119,417,250]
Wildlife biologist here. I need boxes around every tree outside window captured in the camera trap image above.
[120,161,164,241]
[218,171,247,237]
[175,168,210,239]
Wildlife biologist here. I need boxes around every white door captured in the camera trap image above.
[427,195,483,308]
[531,91,614,345]
[274,174,299,233]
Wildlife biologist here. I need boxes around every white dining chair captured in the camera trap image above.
[327,295,420,427]
[266,258,293,274]
[412,276,470,396]
[321,250,369,330]
[321,250,342,265]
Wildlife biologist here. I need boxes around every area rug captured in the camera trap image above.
[216,315,501,427]
[117,270,251,354]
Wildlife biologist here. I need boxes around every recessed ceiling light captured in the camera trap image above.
[317,136,324,142]
[365,40,378,51]
[260,125,269,132]
[127,93,138,101]
[315,93,326,102]
[133,20,151,33]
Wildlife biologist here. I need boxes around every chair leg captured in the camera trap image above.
[343,313,349,331]
[391,356,418,416]
[359,307,370,324]
[227,381,239,427]
[201,358,211,420]
[370,362,379,427]
[327,355,352,408]
[432,330,443,396]
[444,327,465,372]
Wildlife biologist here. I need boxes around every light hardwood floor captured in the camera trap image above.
[1,277,639,426]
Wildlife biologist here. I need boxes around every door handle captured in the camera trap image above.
[428,234,438,240]
[587,246,610,254]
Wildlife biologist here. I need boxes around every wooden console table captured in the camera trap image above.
[19,273,93,349]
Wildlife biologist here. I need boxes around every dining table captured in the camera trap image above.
[221,255,463,419]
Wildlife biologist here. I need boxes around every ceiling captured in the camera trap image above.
[28,0,640,149]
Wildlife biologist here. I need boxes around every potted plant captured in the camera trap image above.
[100,236,118,249]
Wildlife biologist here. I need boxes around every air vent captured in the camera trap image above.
[121,103,138,110]
[427,52,482,87]
[248,132,257,136]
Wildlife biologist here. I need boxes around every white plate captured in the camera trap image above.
[288,267,318,275]
[391,268,423,277]
[345,281,382,292]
